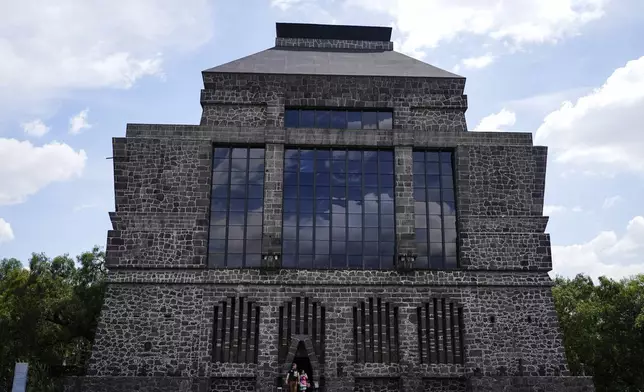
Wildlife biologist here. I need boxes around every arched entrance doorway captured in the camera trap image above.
[281,335,322,390]
[293,341,313,381]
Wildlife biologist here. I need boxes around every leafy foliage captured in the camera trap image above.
[553,273,644,392]
[0,247,107,391]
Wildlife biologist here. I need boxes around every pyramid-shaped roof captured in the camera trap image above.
[204,23,462,79]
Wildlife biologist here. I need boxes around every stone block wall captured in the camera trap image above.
[107,137,211,268]
[200,73,467,131]
[83,279,574,391]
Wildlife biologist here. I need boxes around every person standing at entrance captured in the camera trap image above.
[299,370,309,391]
[285,363,299,392]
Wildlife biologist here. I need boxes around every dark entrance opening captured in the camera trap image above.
[293,341,313,382]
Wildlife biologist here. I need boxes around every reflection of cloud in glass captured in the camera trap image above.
[283,148,396,269]
[209,147,265,268]
[412,150,458,269]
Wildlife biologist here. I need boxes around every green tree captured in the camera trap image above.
[553,273,644,392]
[0,247,107,391]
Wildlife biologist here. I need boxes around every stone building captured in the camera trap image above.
[69,23,595,391]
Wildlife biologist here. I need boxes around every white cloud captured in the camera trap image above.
[21,119,50,137]
[472,108,516,132]
[462,54,496,69]
[602,195,622,209]
[544,205,567,215]
[551,216,644,281]
[0,0,213,115]
[535,56,644,174]
[271,0,303,10]
[0,138,87,205]
[544,204,583,215]
[69,109,92,135]
[346,0,608,57]
[0,218,14,244]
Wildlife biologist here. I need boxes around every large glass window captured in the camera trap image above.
[283,149,395,269]
[284,109,393,130]
[413,151,457,269]
[209,147,265,268]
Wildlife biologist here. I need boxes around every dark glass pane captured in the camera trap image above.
[348,241,362,255]
[365,256,379,269]
[330,111,347,129]
[427,175,441,188]
[380,226,395,240]
[440,152,452,163]
[413,188,426,201]
[378,160,394,174]
[299,186,314,199]
[316,110,330,128]
[413,151,425,162]
[364,228,379,241]
[426,152,440,162]
[413,161,425,174]
[211,185,228,199]
[442,189,455,202]
[283,241,297,254]
[284,186,298,199]
[347,111,361,129]
[380,201,394,214]
[380,242,395,255]
[348,255,363,268]
[299,255,313,269]
[377,112,393,129]
[427,189,441,202]
[209,253,225,268]
[331,254,346,268]
[316,240,329,254]
[299,240,313,255]
[283,228,297,240]
[300,110,315,127]
[442,175,454,188]
[380,214,395,228]
[285,109,299,128]
[245,254,261,268]
[380,255,394,269]
[282,254,296,267]
[426,163,440,175]
[362,112,378,129]
[380,175,394,189]
[209,239,226,253]
[445,257,457,269]
[248,185,263,198]
[316,172,331,186]
[248,159,264,172]
[413,173,425,187]
[299,173,314,186]
[299,230,313,241]
[416,256,429,269]
[378,150,394,161]
[363,160,378,174]
[227,239,244,254]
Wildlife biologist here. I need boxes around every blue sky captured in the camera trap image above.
[1,0,643,280]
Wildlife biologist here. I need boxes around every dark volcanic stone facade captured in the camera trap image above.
[75,23,594,392]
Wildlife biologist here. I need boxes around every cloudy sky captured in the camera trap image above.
[1,0,643,281]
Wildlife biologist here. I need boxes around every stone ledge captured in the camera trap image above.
[105,269,555,286]
[123,123,536,147]
[468,375,595,391]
